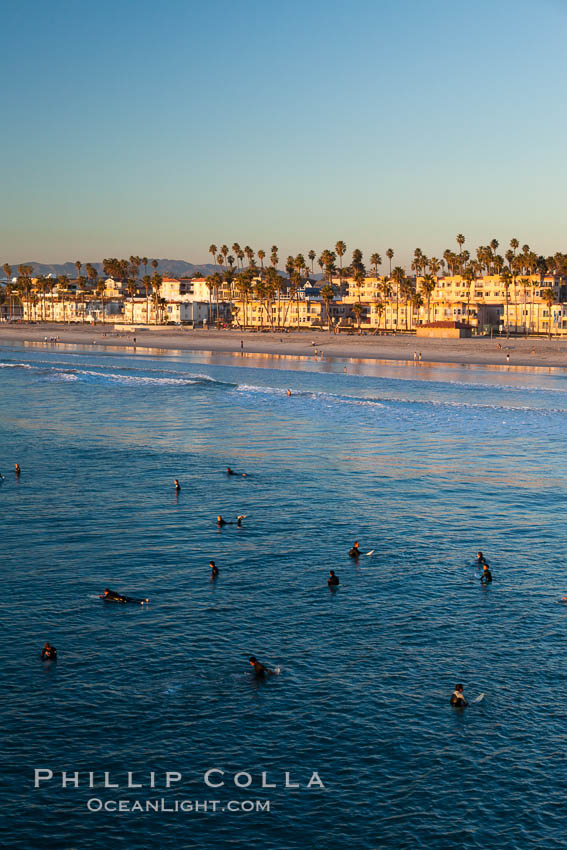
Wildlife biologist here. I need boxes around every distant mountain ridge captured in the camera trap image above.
[3,260,218,279]
[3,259,325,282]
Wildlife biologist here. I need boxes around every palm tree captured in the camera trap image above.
[56,274,69,323]
[391,266,406,331]
[263,267,278,329]
[411,291,423,328]
[490,239,499,268]
[370,253,382,279]
[96,278,106,324]
[335,241,346,290]
[209,244,218,272]
[3,263,12,317]
[500,270,512,337]
[374,301,385,332]
[319,250,337,287]
[420,273,436,323]
[77,275,88,323]
[127,278,137,323]
[519,277,530,335]
[386,248,394,276]
[152,273,163,324]
[456,234,465,272]
[462,264,476,325]
[213,271,223,327]
[75,260,82,284]
[236,269,254,328]
[17,265,34,320]
[224,267,236,325]
[320,284,335,332]
[353,268,365,303]
[542,287,556,339]
[352,302,363,333]
[257,249,266,272]
[400,279,413,330]
[142,257,148,278]
[380,278,392,330]
[205,275,215,327]
[308,249,316,275]
[142,274,151,324]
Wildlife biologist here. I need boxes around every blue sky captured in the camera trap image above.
[3,0,566,268]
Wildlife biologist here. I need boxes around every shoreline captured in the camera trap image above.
[2,323,567,371]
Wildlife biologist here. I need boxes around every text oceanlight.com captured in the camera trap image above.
[86,798,271,813]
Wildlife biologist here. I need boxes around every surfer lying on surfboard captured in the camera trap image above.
[100,588,149,605]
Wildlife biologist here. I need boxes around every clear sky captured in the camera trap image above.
[3,0,566,268]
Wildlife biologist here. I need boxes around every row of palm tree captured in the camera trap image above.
[3,238,566,334]
[1,260,166,325]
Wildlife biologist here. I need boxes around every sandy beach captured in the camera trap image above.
[2,322,567,370]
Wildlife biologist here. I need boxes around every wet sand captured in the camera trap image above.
[1,323,567,370]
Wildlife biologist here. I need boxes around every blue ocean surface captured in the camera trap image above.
[1,342,567,850]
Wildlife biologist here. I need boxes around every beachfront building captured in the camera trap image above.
[20,293,124,323]
[502,301,567,335]
[123,296,211,326]
[231,295,327,329]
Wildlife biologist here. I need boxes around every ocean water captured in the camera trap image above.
[2,342,567,850]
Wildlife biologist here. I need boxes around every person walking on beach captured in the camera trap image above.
[240,339,244,352]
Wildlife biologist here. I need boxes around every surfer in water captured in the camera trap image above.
[226,467,247,477]
[328,570,339,586]
[15,463,21,477]
[41,641,57,661]
[349,541,361,559]
[217,515,245,527]
[101,588,149,604]
[210,560,219,578]
[174,479,181,491]
[480,564,493,584]
[477,551,488,566]
[450,684,468,707]
[249,656,275,677]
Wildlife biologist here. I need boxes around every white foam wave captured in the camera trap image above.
[235,383,566,414]
[2,359,231,388]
